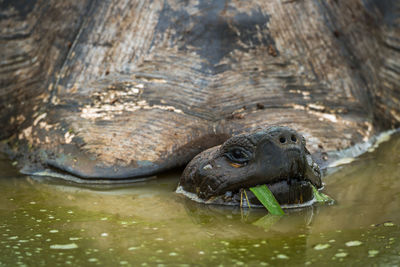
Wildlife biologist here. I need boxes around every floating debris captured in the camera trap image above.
[335,252,348,258]
[368,250,379,257]
[49,243,78,250]
[313,244,330,250]
[276,254,289,259]
[345,241,363,247]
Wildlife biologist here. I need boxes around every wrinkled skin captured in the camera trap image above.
[178,126,322,206]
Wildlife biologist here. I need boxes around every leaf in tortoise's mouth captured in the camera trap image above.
[249,185,285,215]
[248,184,334,215]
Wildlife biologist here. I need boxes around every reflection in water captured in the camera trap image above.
[0,133,399,266]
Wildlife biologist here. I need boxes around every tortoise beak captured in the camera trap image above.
[255,137,322,188]
[255,137,304,183]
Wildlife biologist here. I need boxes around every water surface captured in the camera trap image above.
[0,133,399,266]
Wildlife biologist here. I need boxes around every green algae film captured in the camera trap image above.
[0,132,399,266]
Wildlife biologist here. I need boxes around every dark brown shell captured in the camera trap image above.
[1,0,399,179]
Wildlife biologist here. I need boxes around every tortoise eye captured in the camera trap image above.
[225,147,251,165]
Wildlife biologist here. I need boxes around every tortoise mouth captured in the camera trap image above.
[176,178,317,208]
[220,179,314,208]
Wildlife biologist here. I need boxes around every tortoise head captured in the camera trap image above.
[178,126,322,206]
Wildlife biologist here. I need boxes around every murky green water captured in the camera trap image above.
[1,133,400,266]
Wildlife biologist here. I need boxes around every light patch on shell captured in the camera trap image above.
[81,99,183,120]
[288,89,310,96]
[39,121,55,131]
[33,113,47,126]
[64,132,75,144]
[293,102,371,140]
[318,113,337,123]
[363,122,373,142]
[18,126,32,141]
[51,96,60,105]
[308,103,325,111]
[134,76,167,84]
[389,108,400,122]
[80,80,183,120]
[16,114,26,123]
[291,104,306,111]
[203,164,213,170]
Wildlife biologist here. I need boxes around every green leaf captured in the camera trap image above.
[311,185,334,203]
[249,185,285,215]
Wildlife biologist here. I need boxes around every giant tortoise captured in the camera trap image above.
[1,0,399,204]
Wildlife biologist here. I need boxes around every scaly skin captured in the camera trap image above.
[178,126,322,206]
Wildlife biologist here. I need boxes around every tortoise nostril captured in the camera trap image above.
[279,136,286,143]
[291,135,297,142]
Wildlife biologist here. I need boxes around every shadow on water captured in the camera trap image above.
[0,132,399,266]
